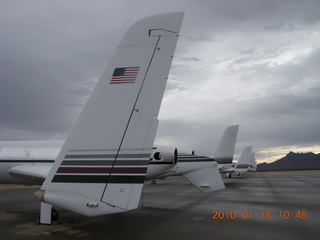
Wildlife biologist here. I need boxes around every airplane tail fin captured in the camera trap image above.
[36,12,184,217]
[214,125,239,164]
[251,152,257,171]
[182,164,225,193]
[235,146,252,170]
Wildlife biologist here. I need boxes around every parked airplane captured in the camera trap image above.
[223,146,257,178]
[0,125,238,188]
[0,125,238,185]
[247,152,257,172]
[233,146,256,176]
[213,125,239,172]
[0,125,237,193]
[0,141,225,191]
[147,124,239,179]
[0,13,225,224]
[146,125,238,183]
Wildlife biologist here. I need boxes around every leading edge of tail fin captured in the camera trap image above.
[214,125,239,164]
[36,13,184,217]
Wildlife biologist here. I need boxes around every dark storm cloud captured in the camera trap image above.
[0,0,319,162]
[0,1,123,139]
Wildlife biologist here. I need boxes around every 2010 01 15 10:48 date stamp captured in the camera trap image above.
[212,210,308,220]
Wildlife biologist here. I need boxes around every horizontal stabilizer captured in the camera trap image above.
[182,166,225,193]
[7,164,51,183]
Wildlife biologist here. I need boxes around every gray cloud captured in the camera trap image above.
[1,0,319,162]
[264,23,304,32]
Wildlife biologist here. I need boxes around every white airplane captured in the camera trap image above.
[213,125,239,172]
[0,13,225,224]
[0,125,237,190]
[0,125,237,187]
[147,125,239,183]
[247,152,257,172]
[0,141,225,190]
[234,146,255,176]
[0,125,238,185]
[204,125,241,178]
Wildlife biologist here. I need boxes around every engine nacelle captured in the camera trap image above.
[150,145,193,162]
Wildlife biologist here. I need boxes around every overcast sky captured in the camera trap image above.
[1,0,319,163]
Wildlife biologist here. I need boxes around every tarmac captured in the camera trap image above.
[0,170,319,240]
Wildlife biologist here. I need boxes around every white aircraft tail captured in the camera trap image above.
[35,12,184,217]
[214,125,239,164]
[235,146,252,170]
[248,152,256,171]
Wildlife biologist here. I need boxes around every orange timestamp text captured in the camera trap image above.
[212,210,308,220]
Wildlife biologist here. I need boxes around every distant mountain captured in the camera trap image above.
[257,152,320,171]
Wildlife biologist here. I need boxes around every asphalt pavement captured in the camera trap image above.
[0,170,319,240]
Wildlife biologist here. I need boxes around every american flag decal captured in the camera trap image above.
[110,67,140,84]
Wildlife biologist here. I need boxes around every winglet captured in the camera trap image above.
[37,12,184,217]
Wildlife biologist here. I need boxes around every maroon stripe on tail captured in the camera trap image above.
[57,167,148,174]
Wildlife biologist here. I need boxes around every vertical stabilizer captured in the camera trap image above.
[37,12,184,217]
[214,125,239,164]
[236,146,252,170]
